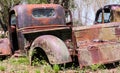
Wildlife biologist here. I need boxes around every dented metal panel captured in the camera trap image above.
[29,35,72,64]
[77,42,120,67]
[73,22,120,67]
[0,38,11,56]
[11,4,66,28]
[73,22,120,45]
[18,25,70,34]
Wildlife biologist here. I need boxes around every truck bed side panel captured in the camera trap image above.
[73,22,120,67]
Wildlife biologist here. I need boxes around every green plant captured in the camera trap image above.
[31,49,37,57]
[32,57,41,66]
[10,69,15,73]
[0,66,5,71]
[35,69,40,73]
[44,64,54,73]
[31,49,48,66]
[24,70,29,73]
[9,57,29,65]
[0,58,2,61]
[53,64,60,73]
[89,64,105,71]
[17,57,29,64]
[74,66,87,73]
[0,34,5,38]
[31,49,40,66]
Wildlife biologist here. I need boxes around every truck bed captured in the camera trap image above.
[73,22,120,67]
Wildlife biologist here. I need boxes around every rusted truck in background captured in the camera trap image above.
[1,4,120,68]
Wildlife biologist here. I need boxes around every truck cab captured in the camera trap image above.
[94,4,120,24]
[7,4,74,64]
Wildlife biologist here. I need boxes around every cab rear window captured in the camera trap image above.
[32,8,55,18]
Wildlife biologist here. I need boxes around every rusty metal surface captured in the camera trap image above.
[73,22,120,67]
[77,42,120,67]
[29,35,72,64]
[9,4,72,55]
[18,25,70,34]
[11,4,66,28]
[0,38,11,56]
[73,22,120,43]
[9,3,120,67]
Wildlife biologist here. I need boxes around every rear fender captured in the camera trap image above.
[29,35,72,64]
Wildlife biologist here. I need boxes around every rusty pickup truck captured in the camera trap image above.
[0,4,120,68]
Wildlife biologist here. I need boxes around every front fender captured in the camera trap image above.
[29,35,72,64]
[0,38,11,56]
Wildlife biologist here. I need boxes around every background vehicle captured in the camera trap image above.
[1,4,120,68]
[95,4,120,24]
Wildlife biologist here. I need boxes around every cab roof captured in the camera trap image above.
[11,4,63,13]
[10,4,66,28]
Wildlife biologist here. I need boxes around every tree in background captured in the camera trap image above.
[73,0,120,25]
[25,0,48,4]
[1,0,117,28]
[0,0,72,30]
[0,0,48,31]
[48,0,74,9]
[0,0,20,31]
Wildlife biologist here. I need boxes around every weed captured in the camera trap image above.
[0,66,5,71]
[89,64,106,71]
[9,57,29,65]
[32,57,41,66]
[10,69,15,73]
[31,49,41,66]
[0,34,6,38]
[35,69,40,73]
[53,64,60,73]
[32,55,48,66]
[0,58,2,61]
[24,70,29,73]
[17,57,29,64]
[76,67,87,73]
[0,56,6,61]
[44,64,54,73]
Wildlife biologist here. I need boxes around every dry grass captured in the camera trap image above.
[0,57,49,73]
[0,57,120,73]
